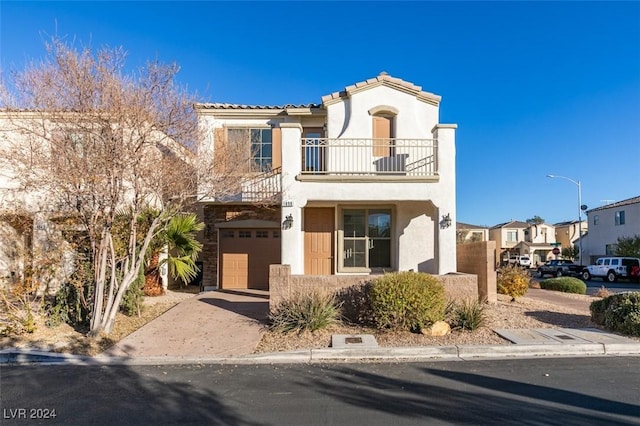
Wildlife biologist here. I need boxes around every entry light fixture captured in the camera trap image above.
[441,213,452,229]
[282,214,294,230]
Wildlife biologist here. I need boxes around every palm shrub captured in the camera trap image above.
[269,290,341,333]
[590,292,640,336]
[540,277,587,294]
[497,264,530,300]
[368,271,445,331]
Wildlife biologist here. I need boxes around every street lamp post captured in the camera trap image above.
[547,174,584,266]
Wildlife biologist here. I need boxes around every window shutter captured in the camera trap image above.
[272,127,281,170]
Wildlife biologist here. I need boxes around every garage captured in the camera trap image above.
[217,220,281,290]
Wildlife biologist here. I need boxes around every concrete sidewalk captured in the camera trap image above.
[3,287,640,365]
[102,289,269,359]
[524,287,593,313]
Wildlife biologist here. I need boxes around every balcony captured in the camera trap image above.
[299,138,438,180]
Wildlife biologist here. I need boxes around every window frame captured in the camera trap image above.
[226,127,273,173]
[338,206,394,273]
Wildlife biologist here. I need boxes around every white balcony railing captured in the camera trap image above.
[300,138,437,176]
[241,167,281,202]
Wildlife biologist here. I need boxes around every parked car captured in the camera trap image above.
[508,255,531,268]
[582,257,640,283]
[537,259,583,278]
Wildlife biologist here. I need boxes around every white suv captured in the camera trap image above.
[509,255,531,269]
[582,257,640,283]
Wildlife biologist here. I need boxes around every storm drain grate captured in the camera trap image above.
[555,335,576,340]
[331,334,379,349]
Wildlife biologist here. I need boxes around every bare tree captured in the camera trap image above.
[0,38,239,335]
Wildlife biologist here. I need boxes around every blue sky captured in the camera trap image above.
[1,1,639,227]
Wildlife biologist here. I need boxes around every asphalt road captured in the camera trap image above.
[2,357,640,425]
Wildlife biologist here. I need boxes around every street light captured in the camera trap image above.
[546,174,584,266]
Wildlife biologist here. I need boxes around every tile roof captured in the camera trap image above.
[586,196,640,213]
[490,220,530,229]
[196,103,321,110]
[321,72,441,105]
[457,222,488,229]
[195,72,442,110]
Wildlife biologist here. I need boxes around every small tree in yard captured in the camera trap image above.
[615,235,640,258]
[0,38,232,336]
[561,246,578,261]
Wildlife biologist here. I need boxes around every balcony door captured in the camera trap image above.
[372,115,395,157]
[302,127,325,173]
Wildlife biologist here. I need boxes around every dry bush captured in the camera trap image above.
[595,286,613,298]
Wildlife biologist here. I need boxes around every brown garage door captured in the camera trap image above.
[219,229,281,290]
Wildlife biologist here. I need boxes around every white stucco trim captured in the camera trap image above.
[296,175,439,183]
[368,105,399,116]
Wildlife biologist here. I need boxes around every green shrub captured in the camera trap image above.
[540,277,587,294]
[590,292,640,337]
[121,268,145,317]
[368,271,445,331]
[448,298,487,331]
[497,264,530,300]
[269,290,341,333]
[45,282,89,328]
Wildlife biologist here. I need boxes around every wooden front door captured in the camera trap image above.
[304,208,334,275]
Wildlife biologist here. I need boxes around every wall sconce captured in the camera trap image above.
[282,214,294,230]
[441,213,452,229]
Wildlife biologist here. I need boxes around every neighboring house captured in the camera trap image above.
[489,220,561,267]
[489,221,529,266]
[583,196,640,264]
[196,72,457,290]
[456,222,488,243]
[0,111,182,290]
[553,220,588,251]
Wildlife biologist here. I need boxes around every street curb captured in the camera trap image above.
[3,343,640,366]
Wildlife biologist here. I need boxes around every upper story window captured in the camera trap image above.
[615,210,625,226]
[593,215,599,225]
[227,128,272,172]
[506,230,518,242]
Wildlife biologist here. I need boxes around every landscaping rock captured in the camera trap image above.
[421,320,451,337]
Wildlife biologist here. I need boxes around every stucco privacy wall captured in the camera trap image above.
[269,264,478,310]
[456,241,497,303]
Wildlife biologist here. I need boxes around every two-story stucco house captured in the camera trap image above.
[196,73,457,290]
[582,196,640,264]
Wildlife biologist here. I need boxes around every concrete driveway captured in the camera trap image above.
[103,289,269,359]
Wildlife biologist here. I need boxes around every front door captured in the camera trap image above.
[304,208,334,275]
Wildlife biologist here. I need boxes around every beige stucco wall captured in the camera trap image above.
[584,202,640,262]
[269,264,478,311]
[456,241,497,303]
